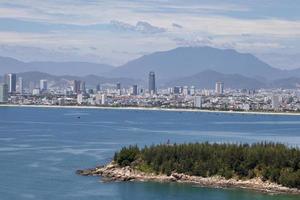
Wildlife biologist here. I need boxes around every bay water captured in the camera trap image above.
[0,107,300,200]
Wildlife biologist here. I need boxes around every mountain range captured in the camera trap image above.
[6,71,141,88]
[0,56,113,76]
[109,47,287,80]
[1,46,300,89]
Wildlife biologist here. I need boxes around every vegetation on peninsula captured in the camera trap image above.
[114,142,300,189]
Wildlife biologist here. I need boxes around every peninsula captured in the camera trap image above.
[77,142,300,195]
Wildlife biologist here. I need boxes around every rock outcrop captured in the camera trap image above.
[77,162,300,195]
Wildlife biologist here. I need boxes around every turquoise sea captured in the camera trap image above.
[0,107,300,200]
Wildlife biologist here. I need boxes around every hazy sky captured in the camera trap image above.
[0,0,299,69]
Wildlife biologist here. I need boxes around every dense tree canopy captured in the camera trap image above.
[114,142,300,189]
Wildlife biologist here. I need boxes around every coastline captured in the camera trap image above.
[77,162,300,195]
[1,104,300,116]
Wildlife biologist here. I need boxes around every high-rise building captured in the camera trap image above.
[190,86,195,96]
[4,73,17,93]
[116,83,121,95]
[148,71,156,94]
[32,88,40,95]
[173,86,181,94]
[116,83,121,90]
[96,84,101,92]
[194,96,202,108]
[73,80,81,94]
[40,79,48,91]
[0,84,8,103]
[80,81,86,93]
[132,85,138,95]
[29,81,35,93]
[183,86,189,96]
[215,82,224,95]
[101,94,107,105]
[271,95,280,110]
[18,77,23,94]
[77,93,83,104]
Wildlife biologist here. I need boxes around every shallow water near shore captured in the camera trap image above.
[0,107,300,200]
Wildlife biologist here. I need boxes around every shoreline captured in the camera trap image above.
[77,162,300,195]
[1,104,300,116]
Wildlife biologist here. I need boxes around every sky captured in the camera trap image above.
[0,0,300,69]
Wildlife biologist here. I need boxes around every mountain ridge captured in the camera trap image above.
[0,56,114,76]
[108,46,287,80]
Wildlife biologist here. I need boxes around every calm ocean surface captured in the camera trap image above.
[0,107,300,200]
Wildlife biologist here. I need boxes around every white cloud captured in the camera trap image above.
[110,20,166,34]
[0,0,300,68]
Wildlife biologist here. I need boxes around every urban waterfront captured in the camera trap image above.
[0,107,300,200]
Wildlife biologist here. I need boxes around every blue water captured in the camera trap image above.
[0,107,300,200]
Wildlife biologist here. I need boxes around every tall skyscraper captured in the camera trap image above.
[194,96,202,108]
[132,85,138,95]
[116,83,121,90]
[0,84,8,103]
[271,95,280,110]
[101,94,107,105]
[77,93,83,104]
[116,82,121,95]
[183,86,189,96]
[215,82,224,95]
[173,86,181,94]
[190,86,195,95]
[73,80,81,94]
[29,81,35,93]
[148,71,156,94]
[96,84,101,92]
[80,81,86,93]
[40,79,48,91]
[18,77,23,94]
[4,73,17,94]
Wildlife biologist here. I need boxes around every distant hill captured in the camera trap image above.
[166,70,300,89]
[166,70,266,89]
[269,77,300,89]
[15,71,141,88]
[2,46,300,89]
[0,56,113,76]
[2,70,300,90]
[109,46,286,80]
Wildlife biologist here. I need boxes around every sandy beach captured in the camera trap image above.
[1,104,300,116]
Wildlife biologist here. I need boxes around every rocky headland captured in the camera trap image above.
[77,162,300,195]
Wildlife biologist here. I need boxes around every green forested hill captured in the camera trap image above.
[114,142,300,189]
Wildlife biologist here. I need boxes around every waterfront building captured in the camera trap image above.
[148,71,156,94]
[80,81,86,93]
[190,86,195,96]
[272,95,280,109]
[40,79,48,91]
[18,77,23,94]
[95,93,102,105]
[116,83,121,95]
[194,96,202,108]
[4,73,17,93]
[132,85,138,95]
[32,88,40,96]
[101,94,107,105]
[29,81,35,93]
[0,84,8,103]
[183,86,189,96]
[77,93,83,104]
[215,82,224,95]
